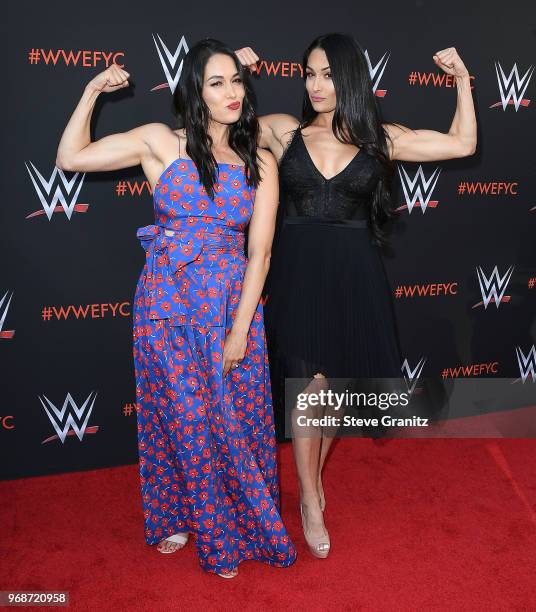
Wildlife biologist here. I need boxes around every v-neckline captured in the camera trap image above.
[299,129,363,182]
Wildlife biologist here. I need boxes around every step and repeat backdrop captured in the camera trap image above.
[1,1,535,479]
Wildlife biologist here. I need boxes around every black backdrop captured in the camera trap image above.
[2,0,535,479]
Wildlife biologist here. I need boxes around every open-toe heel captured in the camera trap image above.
[300,503,330,559]
[157,532,189,554]
[217,568,239,579]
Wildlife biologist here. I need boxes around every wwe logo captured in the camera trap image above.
[474,265,514,309]
[491,61,534,111]
[40,391,99,444]
[396,165,441,214]
[364,50,390,97]
[402,357,426,395]
[25,162,88,221]
[515,345,536,383]
[151,34,189,94]
[0,290,15,339]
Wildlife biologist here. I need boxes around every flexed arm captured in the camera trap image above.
[56,64,153,172]
[235,47,299,160]
[385,47,477,161]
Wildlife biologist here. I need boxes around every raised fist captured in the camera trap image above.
[87,64,131,93]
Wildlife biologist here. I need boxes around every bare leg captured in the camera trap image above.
[315,373,339,512]
[318,439,334,512]
[291,373,330,555]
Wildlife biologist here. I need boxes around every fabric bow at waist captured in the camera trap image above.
[136,224,245,326]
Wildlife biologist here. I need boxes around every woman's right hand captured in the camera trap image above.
[87,64,131,94]
[235,47,259,72]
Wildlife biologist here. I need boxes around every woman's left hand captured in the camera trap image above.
[222,330,248,377]
[433,47,469,79]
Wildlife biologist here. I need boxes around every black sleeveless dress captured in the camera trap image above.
[264,128,403,436]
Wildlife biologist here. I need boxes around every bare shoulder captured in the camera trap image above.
[133,122,176,145]
[256,147,278,174]
[135,124,184,187]
[135,123,185,168]
[257,147,277,165]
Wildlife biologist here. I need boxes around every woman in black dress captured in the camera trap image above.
[236,34,476,558]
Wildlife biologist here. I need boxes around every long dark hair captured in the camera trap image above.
[172,38,260,200]
[302,33,395,245]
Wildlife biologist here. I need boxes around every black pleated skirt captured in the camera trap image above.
[264,217,403,438]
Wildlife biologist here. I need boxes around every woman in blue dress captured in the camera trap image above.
[56,39,297,578]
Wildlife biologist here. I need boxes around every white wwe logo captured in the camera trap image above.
[152,34,189,94]
[0,290,15,339]
[515,345,536,383]
[25,162,87,221]
[492,61,534,111]
[397,165,441,214]
[364,50,390,96]
[402,357,426,395]
[40,391,98,444]
[475,265,514,309]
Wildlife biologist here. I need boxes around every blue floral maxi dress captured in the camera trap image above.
[132,159,297,575]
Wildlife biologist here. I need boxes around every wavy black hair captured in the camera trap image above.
[302,33,396,245]
[172,38,260,200]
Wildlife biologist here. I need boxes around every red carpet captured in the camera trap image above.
[2,438,536,611]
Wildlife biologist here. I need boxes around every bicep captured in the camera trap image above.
[247,152,279,257]
[384,122,467,162]
[58,124,154,172]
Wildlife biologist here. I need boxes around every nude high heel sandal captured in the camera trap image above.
[300,503,330,558]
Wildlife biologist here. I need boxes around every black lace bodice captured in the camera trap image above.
[278,128,381,221]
